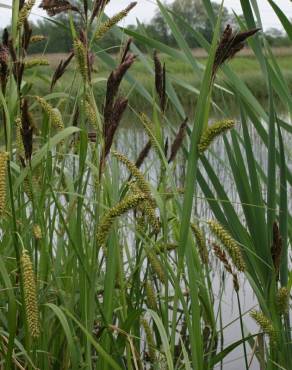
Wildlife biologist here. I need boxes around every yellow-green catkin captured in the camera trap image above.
[147,250,166,285]
[198,120,235,154]
[208,220,245,272]
[24,58,49,69]
[73,39,87,83]
[95,3,136,40]
[141,318,156,363]
[84,95,99,130]
[33,224,42,240]
[0,152,9,216]
[276,287,289,315]
[112,151,155,207]
[17,0,36,29]
[15,118,25,159]
[96,193,147,246]
[250,310,276,345]
[21,249,40,338]
[145,280,158,311]
[191,223,209,264]
[30,35,46,43]
[141,201,160,233]
[35,96,64,131]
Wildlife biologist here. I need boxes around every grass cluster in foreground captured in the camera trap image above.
[0,0,291,369]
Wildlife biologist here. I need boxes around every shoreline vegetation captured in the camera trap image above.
[0,0,292,369]
[27,47,292,113]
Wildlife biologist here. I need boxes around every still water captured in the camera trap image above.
[114,113,291,370]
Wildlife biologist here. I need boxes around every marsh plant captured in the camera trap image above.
[0,0,291,369]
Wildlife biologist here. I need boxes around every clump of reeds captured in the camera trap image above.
[0,151,9,216]
[96,193,147,246]
[94,2,137,40]
[212,24,260,78]
[250,310,276,345]
[208,220,245,272]
[21,249,40,338]
[198,120,235,154]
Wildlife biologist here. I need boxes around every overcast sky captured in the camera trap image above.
[0,0,291,31]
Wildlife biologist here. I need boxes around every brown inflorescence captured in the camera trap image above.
[212,25,260,78]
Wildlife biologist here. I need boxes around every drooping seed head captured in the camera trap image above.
[208,220,245,272]
[198,120,235,154]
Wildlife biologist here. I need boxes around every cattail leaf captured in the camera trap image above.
[45,303,80,370]
[277,122,288,286]
[147,310,174,370]
[266,0,292,40]
[63,308,123,370]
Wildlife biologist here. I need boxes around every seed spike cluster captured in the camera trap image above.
[190,223,209,264]
[21,249,40,338]
[208,220,245,272]
[276,287,289,315]
[141,318,156,363]
[30,35,46,43]
[35,96,64,130]
[24,58,49,69]
[198,120,235,154]
[15,118,25,159]
[96,193,147,246]
[112,151,155,207]
[145,280,157,311]
[250,310,276,345]
[17,0,36,29]
[213,244,239,292]
[94,2,137,40]
[73,38,88,83]
[0,151,9,216]
[33,224,42,240]
[147,250,166,285]
[85,95,99,130]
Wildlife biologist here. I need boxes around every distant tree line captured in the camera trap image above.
[1,0,290,54]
